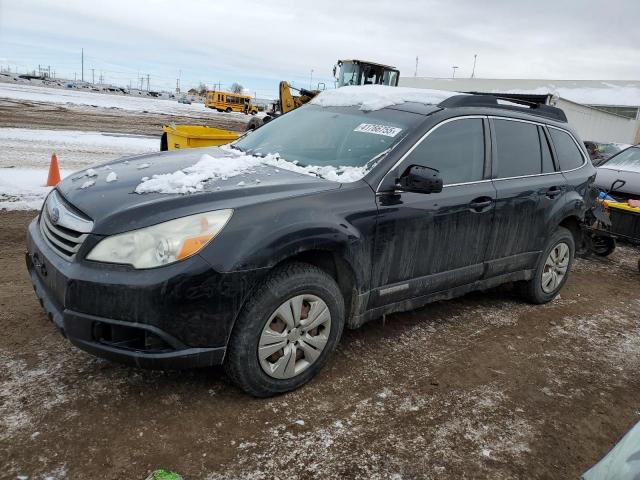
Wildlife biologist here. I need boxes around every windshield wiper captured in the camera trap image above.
[229,143,244,152]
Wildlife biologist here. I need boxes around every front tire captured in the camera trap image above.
[519,226,575,304]
[225,263,345,397]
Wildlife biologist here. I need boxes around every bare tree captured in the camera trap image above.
[198,83,208,95]
[230,82,244,94]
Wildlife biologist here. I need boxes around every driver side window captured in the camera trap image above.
[404,118,486,185]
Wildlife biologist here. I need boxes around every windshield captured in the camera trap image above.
[338,63,359,86]
[233,104,419,171]
[600,146,640,172]
[597,143,624,157]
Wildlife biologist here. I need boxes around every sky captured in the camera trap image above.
[0,0,639,99]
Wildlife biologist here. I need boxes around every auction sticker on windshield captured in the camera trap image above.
[354,123,403,138]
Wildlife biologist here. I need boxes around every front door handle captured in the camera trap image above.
[469,197,493,212]
[546,186,563,199]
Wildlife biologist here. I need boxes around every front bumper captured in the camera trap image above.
[26,218,263,369]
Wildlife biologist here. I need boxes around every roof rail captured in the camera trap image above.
[438,94,568,123]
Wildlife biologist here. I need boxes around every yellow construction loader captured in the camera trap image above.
[160,59,399,150]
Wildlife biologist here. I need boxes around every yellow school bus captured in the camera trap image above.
[205,91,258,114]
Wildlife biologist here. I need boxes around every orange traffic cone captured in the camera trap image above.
[46,153,61,186]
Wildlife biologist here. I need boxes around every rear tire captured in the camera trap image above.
[225,107,232,113]
[519,226,575,304]
[591,235,616,257]
[225,262,345,397]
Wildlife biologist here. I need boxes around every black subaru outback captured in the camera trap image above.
[26,86,596,396]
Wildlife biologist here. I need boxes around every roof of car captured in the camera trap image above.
[311,85,568,124]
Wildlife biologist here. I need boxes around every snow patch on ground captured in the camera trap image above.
[0,168,73,210]
[0,82,221,116]
[310,85,460,111]
[0,127,158,169]
[430,385,533,464]
[0,349,69,442]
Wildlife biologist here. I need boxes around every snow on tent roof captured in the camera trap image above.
[310,85,461,111]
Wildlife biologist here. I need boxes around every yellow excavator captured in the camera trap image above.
[161,59,399,150]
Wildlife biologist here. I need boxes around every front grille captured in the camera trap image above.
[39,191,93,261]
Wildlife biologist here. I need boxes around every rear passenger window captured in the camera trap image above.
[494,119,541,178]
[539,127,555,173]
[404,118,485,185]
[550,129,584,171]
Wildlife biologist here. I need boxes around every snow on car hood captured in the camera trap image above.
[310,85,461,111]
[56,147,341,235]
[134,146,369,194]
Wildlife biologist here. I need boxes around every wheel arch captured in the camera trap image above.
[275,250,358,323]
[558,214,583,248]
[225,248,359,348]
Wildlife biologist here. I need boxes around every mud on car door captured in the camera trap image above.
[484,118,568,276]
[371,116,496,307]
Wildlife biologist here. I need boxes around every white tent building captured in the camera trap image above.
[399,78,640,144]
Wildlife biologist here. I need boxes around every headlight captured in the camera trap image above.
[86,209,233,269]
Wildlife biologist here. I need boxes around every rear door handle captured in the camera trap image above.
[546,186,563,199]
[469,197,493,212]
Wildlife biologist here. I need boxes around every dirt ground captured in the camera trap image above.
[0,98,248,136]
[1,210,639,480]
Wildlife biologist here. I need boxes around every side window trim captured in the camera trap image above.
[483,117,493,180]
[540,125,560,172]
[376,115,489,192]
[537,125,558,173]
[547,125,589,173]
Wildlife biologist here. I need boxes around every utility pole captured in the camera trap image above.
[451,66,458,78]
[81,48,84,82]
[91,68,95,84]
[74,72,77,81]
[414,56,419,77]
[471,54,478,79]
[146,74,150,91]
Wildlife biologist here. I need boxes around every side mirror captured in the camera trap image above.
[397,165,443,194]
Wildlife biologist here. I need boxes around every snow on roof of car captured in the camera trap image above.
[310,85,462,111]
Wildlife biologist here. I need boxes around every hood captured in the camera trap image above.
[595,166,640,198]
[56,147,339,235]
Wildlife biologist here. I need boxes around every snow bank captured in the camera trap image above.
[0,128,157,151]
[0,127,158,169]
[0,82,251,118]
[135,151,369,194]
[0,168,72,210]
[310,85,460,111]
